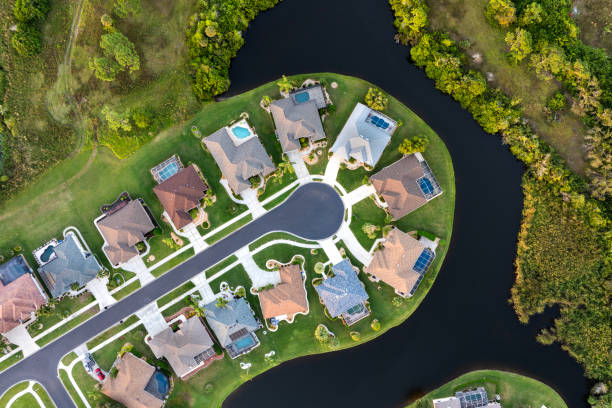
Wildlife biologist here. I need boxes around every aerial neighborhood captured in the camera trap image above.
[0,76,449,407]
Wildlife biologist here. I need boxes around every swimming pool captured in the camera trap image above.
[234,335,255,350]
[144,370,170,398]
[158,162,180,181]
[232,126,252,139]
[294,92,310,103]
[40,245,56,263]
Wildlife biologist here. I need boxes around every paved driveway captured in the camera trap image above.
[3,326,38,357]
[0,183,344,408]
[287,150,310,181]
[135,303,168,337]
[86,277,116,309]
[240,188,266,219]
[236,246,280,289]
[121,256,154,285]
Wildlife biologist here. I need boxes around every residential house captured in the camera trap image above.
[370,153,443,220]
[203,121,276,194]
[95,199,155,267]
[315,259,370,326]
[37,232,102,298]
[153,164,209,230]
[330,102,397,167]
[258,264,308,325]
[203,297,260,359]
[101,352,169,408]
[148,316,219,379]
[270,85,327,153]
[0,255,47,334]
[433,387,502,408]
[365,228,436,298]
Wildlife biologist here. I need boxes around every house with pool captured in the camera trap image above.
[203,119,276,195]
[370,153,442,220]
[365,228,437,298]
[101,352,170,408]
[94,194,156,268]
[270,84,327,153]
[0,255,47,335]
[203,297,261,359]
[315,259,370,326]
[35,229,102,298]
[330,102,397,167]
[148,316,221,379]
[433,386,501,408]
[152,156,209,231]
[258,264,309,329]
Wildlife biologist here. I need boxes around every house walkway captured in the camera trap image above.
[236,246,280,289]
[323,155,341,185]
[4,326,39,357]
[343,185,377,207]
[317,238,343,265]
[86,277,116,309]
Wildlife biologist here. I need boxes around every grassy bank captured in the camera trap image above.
[407,370,567,408]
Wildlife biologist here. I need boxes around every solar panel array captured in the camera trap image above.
[456,388,489,408]
[229,328,249,342]
[413,248,434,273]
[194,348,216,364]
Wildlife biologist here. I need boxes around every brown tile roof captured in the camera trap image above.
[364,229,425,295]
[97,200,155,266]
[153,165,208,230]
[0,273,46,333]
[270,97,326,153]
[370,155,427,220]
[258,264,308,320]
[101,352,163,408]
[148,316,216,378]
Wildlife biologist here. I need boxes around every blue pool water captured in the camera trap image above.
[232,126,252,139]
[294,92,310,103]
[234,335,255,350]
[158,162,180,181]
[153,371,169,394]
[40,246,55,263]
[417,177,434,195]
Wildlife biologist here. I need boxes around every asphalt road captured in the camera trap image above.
[0,182,344,407]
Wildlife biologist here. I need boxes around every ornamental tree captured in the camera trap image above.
[505,28,533,64]
[398,135,428,155]
[485,0,516,27]
[365,87,388,111]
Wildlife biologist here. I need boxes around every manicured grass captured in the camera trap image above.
[112,280,141,301]
[145,228,183,267]
[257,171,298,202]
[32,383,54,408]
[0,381,29,406]
[205,255,238,279]
[61,352,78,367]
[157,282,195,308]
[304,146,329,175]
[106,269,136,292]
[91,325,159,372]
[204,215,253,245]
[86,315,140,350]
[336,165,369,192]
[262,184,299,210]
[161,291,201,318]
[151,248,196,278]
[0,352,23,373]
[407,370,567,408]
[9,392,38,408]
[348,195,388,249]
[71,363,117,407]
[248,232,316,251]
[58,369,86,408]
[27,293,95,338]
[209,264,262,314]
[428,0,587,173]
[36,304,100,347]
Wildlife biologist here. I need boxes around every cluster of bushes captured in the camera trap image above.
[89,2,141,82]
[11,0,49,57]
[365,87,389,111]
[185,0,281,100]
[485,0,611,199]
[389,0,611,396]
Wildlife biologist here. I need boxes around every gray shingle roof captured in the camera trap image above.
[330,103,396,167]
[315,259,369,317]
[270,97,326,153]
[203,297,259,347]
[38,233,102,298]
[203,127,276,194]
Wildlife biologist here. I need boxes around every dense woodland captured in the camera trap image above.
[390,0,610,405]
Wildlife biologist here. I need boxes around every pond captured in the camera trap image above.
[222,0,589,407]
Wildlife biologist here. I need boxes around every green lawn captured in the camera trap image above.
[337,165,369,192]
[92,325,159,372]
[32,383,54,408]
[0,382,29,406]
[86,315,140,350]
[407,370,567,408]
[0,352,23,373]
[111,280,141,301]
[71,363,118,407]
[36,304,99,347]
[9,392,38,408]
[27,293,95,338]
[304,146,330,175]
[58,369,86,408]
[157,282,195,308]
[257,171,298,202]
[205,255,238,279]
[262,184,299,210]
[248,232,316,251]
[349,196,389,249]
[151,248,195,278]
[204,215,253,245]
[60,352,77,367]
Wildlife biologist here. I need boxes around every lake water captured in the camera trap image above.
[222,0,590,406]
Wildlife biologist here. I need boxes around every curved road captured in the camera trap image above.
[0,183,344,407]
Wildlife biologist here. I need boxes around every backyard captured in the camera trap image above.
[407,370,567,408]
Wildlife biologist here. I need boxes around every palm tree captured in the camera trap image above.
[277,75,295,94]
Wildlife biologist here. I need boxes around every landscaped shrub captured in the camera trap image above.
[314,262,325,274]
[392,296,403,308]
[350,331,361,341]
[365,87,388,111]
[371,319,381,331]
[277,75,295,93]
[118,342,133,357]
[110,366,118,378]
[216,297,229,308]
[235,287,246,298]
[314,324,330,343]
[398,136,428,155]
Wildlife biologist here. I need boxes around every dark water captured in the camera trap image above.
[223,0,589,406]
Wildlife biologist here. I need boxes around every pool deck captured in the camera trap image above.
[150,155,184,184]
